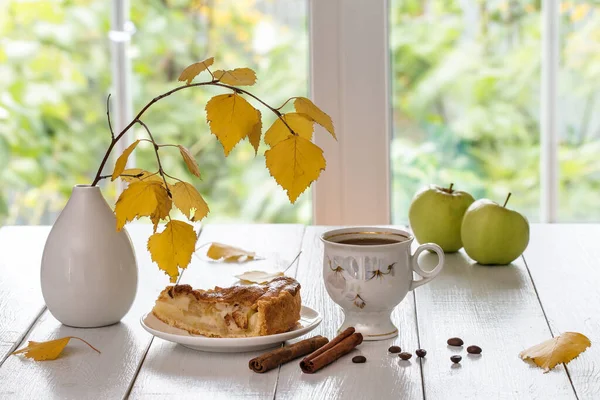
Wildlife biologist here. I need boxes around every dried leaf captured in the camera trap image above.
[264,113,314,147]
[115,181,169,230]
[148,220,197,282]
[206,93,260,155]
[247,109,262,155]
[111,140,140,181]
[213,68,257,86]
[178,145,201,177]
[178,57,215,85]
[265,135,326,203]
[171,181,209,222]
[520,332,591,372]
[235,270,284,284]
[119,168,163,183]
[206,242,256,262]
[12,336,100,361]
[294,97,336,139]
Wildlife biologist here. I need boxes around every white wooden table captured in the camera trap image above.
[0,224,598,399]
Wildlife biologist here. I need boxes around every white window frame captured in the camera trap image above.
[110,0,560,224]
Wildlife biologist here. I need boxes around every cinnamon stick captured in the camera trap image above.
[249,336,329,373]
[300,327,363,373]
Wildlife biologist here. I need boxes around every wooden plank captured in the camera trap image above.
[0,226,50,362]
[413,248,576,399]
[129,224,305,400]
[524,224,600,399]
[0,224,168,399]
[275,226,423,400]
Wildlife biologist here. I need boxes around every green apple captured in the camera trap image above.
[409,183,475,252]
[461,193,530,265]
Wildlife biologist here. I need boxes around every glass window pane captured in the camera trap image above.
[390,1,541,223]
[129,0,310,223]
[559,1,600,221]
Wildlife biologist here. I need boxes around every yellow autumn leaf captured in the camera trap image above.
[520,332,591,373]
[148,220,197,282]
[111,140,140,181]
[115,180,169,230]
[294,97,336,139]
[206,242,256,262]
[247,109,262,155]
[178,57,215,85]
[150,192,172,232]
[119,168,163,183]
[213,68,257,86]
[12,336,100,361]
[265,135,326,203]
[171,181,209,222]
[264,113,314,147]
[178,145,201,177]
[206,93,260,156]
[235,270,284,284]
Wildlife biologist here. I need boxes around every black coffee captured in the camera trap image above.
[337,238,401,246]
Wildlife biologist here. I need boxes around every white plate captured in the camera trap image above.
[140,306,322,353]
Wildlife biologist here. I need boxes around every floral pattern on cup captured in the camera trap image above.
[344,283,366,309]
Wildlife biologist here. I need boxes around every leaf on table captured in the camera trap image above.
[247,109,262,155]
[294,97,336,139]
[119,168,163,183]
[171,181,209,222]
[235,270,284,284]
[213,68,257,86]
[178,57,215,84]
[148,220,197,282]
[115,180,169,230]
[206,242,256,262]
[111,140,140,181]
[520,332,591,372]
[11,336,100,361]
[265,135,326,203]
[178,145,201,177]
[264,113,314,147]
[206,93,260,156]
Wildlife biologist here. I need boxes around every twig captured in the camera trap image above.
[97,172,145,181]
[136,120,171,196]
[106,94,115,139]
[283,250,302,273]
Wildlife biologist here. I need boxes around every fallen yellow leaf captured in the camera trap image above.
[12,336,100,361]
[247,109,262,155]
[119,169,163,183]
[178,57,215,85]
[171,181,209,222]
[520,332,591,372]
[206,93,260,156]
[294,97,336,139]
[264,113,314,147]
[148,220,197,282]
[213,68,257,86]
[265,135,326,203]
[115,180,169,230]
[178,145,201,177]
[235,270,284,284]
[111,140,140,181]
[206,242,256,262]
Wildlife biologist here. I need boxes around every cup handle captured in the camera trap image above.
[409,243,445,291]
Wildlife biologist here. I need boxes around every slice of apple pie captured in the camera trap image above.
[152,276,301,338]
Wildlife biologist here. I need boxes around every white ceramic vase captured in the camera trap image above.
[41,185,138,327]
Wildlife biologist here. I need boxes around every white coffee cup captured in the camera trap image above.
[321,227,444,341]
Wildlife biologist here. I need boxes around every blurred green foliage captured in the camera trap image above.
[390,0,600,222]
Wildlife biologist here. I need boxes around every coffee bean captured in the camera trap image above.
[447,337,464,346]
[450,355,462,364]
[467,345,482,354]
[415,349,427,358]
[399,352,412,360]
[352,355,366,363]
[388,346,401,354]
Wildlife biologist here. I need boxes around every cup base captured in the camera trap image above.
[338,310,398,341]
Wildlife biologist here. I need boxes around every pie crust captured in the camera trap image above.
[152,276,301,338]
